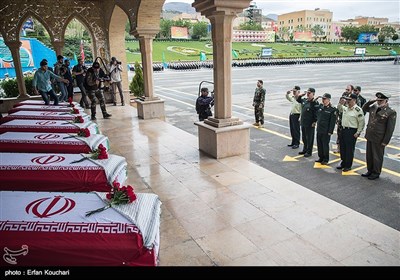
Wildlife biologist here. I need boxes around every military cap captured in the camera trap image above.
[308,88,315,93]
[344,93,357,100]
[294,85,300,90]
[322,93,331,99]
[376,92,391,100]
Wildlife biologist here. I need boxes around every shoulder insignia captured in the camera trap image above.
[355,107,361,112]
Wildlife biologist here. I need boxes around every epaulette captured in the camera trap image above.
[355,107,361,112]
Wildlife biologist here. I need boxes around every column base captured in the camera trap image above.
[136,98,165,119]
[195,120,251,159]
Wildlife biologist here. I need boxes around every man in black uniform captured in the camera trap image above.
[362,92,397,180]
[196,87,214,121]
[315,93,337,164]
[296,88,319,157]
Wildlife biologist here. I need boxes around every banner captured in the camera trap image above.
[0,37,34,68]
[233,30,275,42]
[358,33,378,43]
[171,26,189,39]
[294,31,313,41]
[22,18,34,31]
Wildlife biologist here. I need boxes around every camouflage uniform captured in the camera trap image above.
[253,86,266,125]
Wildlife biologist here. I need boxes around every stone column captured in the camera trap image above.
[5,40,28,98]
[193,0,252,158]
[52,41,65,56]
[132,29,164,119]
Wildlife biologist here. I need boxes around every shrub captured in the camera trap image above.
[0,77,34,98]
[1,79,19,97]
[129,61,144,98]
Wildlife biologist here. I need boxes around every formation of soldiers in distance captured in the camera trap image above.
[149,55,395,71]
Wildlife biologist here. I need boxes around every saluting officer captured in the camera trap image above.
[285,85,302,149]
[296,88,319,157]
[337,93,365,172]
[361,92,397,180]
[315,93,337,165]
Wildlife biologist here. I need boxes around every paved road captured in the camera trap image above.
[142,61,400,230]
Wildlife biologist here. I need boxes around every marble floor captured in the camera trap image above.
[98,105,399,266]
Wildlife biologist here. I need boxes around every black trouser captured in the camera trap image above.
[339,127,357,169]
[366,140,385,175]
[66,82,74,99]
[289,113,300,145]
[301,125,315,154]
[77,82,89,108]
[317,132,331,162]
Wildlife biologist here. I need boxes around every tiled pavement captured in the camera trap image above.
[98,105,399,266]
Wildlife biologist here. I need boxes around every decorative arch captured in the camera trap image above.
[136,0,165,30]
[16,12,54,42]
[62,13,94,42]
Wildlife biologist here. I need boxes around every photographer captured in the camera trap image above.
[72,58,89,109]
[109,57,125,106]
[54,55,69,102]
[196,87,214,121]
[84,62,112,120]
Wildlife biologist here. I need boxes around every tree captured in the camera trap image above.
[278,26,289,41]
[159,19,173,38]
[358,24,378,34]
[341,25,359,42]
[192,22,208,39]
[129,61,144,98]
[311,24,325,41]
[379,25,396,42]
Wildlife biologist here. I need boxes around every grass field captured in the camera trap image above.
[125,40,400,64]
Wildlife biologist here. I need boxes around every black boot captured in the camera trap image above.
[103,112,112,119]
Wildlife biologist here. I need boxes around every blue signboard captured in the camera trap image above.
[22,18,34,31]
[358,33,378,43]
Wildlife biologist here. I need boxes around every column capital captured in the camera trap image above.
[193,0,251,17]
[131,28,159,39]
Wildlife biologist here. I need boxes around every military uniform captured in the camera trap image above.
[337,94,365,171]
[253,84,266,126]
[362,92,397,179]
[316,95,337,164]
[296,88,319,156]
[286,86,302,147]
[85,64,112,120]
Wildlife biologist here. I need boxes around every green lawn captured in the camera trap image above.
[125,40,400,64]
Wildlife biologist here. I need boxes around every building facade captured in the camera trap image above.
[277,8,333,41]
